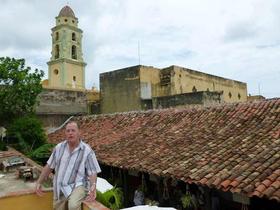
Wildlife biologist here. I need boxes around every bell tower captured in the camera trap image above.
[47,5,86,89]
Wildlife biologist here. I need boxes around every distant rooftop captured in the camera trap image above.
[0,149,46,198]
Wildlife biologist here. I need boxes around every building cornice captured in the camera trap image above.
[47,58,86,67]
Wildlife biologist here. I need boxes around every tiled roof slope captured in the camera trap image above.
[48,98,280,201]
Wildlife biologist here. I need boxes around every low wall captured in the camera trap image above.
[0,190,108,210]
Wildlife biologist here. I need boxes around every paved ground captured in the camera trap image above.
[0,172,36,197]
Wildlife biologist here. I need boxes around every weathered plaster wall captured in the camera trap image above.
[170,66,247,103]
[153,91,223,109]
[100,66,141,114]
[36,87,87,127]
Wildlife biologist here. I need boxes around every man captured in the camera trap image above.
[35,121,101,210]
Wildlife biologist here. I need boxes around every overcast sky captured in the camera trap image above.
[1,0,280,98]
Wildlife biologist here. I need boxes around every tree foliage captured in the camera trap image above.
[29,143,55,165]
[0,57,44,123]
[7,116,47,154]
[96,187,124,210]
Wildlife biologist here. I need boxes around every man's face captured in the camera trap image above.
[65,122,80,144]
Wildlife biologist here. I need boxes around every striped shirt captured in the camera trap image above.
[47,140,101,200]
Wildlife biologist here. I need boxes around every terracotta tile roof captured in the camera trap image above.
[48,98,280,202]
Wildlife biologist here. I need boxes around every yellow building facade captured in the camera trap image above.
[154,66,247,103]
[100,65,248,113]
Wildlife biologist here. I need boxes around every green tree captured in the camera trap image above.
[0,57,44,123]
[7,116,47,154]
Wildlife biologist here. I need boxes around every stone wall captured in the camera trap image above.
[152,91,223,109]
[36,87,87,127]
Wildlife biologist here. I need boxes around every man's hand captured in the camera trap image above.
[34,164,52,197]
[35,183,44,196]
[84,188,96,202]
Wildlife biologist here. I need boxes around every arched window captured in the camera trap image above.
[55,45,59,59]
[238,93,241,99]
[72,45,77,59]
[229,92,232,98]
[192,86,197,92]
[72,33,76,41]
[72,76,76,88]
[55,32,59,41]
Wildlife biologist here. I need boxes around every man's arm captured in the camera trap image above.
[35,164,52,196]
[84,173,97,202]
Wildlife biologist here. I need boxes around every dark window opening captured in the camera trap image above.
[55,45,59,59]
[229,92,232,98]
[55,32,59,41]
[64,19,68,22]
[73,76,76,81]
[54,69,59,75]
[72,45,77,59]
[192,86,197,92]
[72,33,76,41]
[238,93,241,99]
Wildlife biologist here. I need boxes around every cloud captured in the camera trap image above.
[0,0,280,98]
[224,21,259,42]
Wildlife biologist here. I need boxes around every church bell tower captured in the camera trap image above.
[47,5,86,89]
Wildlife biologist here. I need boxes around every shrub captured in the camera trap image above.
[96,187,123,210]
[7,116,47,154]
[0,140,7,151]
[29,143,55,165]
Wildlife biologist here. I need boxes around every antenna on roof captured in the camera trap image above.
[138,41,141,65]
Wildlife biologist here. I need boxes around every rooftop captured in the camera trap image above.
[0,149,45,198]
[48,98,280,202]
[58,5,76,18]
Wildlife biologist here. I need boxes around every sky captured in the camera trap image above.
[0,0,280,98]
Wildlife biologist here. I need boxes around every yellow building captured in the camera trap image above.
[47,5,86,90]
[154,65,247,103]
[100,65,248,113]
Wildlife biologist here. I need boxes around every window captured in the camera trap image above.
[54,69,59,75]
[192,86,197,92]
[72,20,75,24]
[238,93,241,99]
[55,32,59,41]
[72,33,76,41]
[55,45,59,59]
[228,92,232,98]
[64,19,68,22]
[72,45,77,59]
[72,76,76,88]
